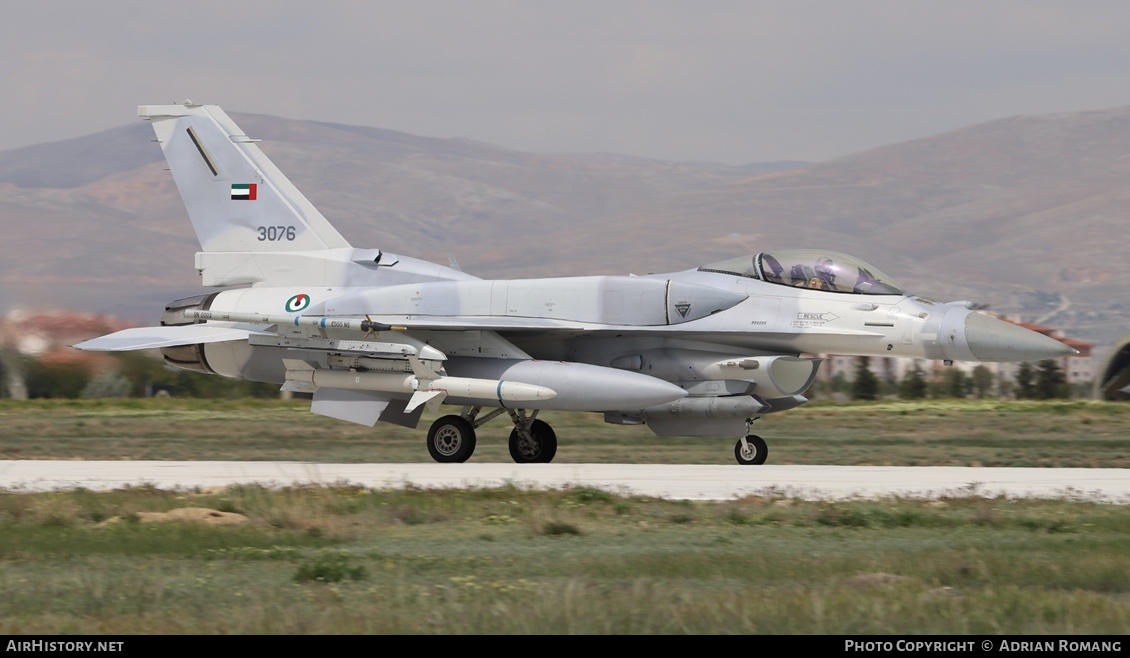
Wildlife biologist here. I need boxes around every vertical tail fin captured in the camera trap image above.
[140,102,351,253]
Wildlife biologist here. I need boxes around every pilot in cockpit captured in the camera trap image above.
[813,257,836,291]
[704,250,904,296]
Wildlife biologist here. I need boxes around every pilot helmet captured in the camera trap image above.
[815,257,836,284]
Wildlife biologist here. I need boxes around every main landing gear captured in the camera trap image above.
[506,411,557,464]
[426,415,476,463]
[425,407,558,464]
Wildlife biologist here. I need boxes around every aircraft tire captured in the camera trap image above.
[508,419,557,464]
[427,415,477,463]
[734,434,768,465]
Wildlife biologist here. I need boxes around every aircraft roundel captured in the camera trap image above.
[285,294,311,313]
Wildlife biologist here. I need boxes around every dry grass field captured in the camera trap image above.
[1,398,1127,634]
[0,398,1126,467]
[1,484,1128,634]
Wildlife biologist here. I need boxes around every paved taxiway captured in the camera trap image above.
[2,461,1128,502]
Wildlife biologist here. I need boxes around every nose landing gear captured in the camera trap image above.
[733,418,768,465]
[734,434,768,465]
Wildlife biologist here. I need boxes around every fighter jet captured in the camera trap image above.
[75,102,1076,465]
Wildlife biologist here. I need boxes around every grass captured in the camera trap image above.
[0,485,1127,633]
[0,397,1127,633]
[0,398,1127,466]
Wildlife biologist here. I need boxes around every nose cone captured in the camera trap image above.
[964,312,1077,362]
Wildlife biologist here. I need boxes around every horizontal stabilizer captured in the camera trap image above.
[72,325,261,352]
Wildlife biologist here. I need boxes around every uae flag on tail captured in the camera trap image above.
[231,183,258,200]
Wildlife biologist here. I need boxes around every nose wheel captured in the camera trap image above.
[734,434,768,465]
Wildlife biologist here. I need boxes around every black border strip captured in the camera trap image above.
[186,126,219,176]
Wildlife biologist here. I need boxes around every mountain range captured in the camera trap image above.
[1,106,1127,348]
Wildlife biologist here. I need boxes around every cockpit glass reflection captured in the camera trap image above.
[699,250,905,296]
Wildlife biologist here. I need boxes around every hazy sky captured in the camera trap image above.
[3,1,1130,164]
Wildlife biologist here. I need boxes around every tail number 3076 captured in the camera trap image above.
[258,226,296,241]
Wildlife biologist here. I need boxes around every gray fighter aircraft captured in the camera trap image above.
[76,102,1076,464]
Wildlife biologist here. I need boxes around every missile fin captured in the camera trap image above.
[408,355,441,381]
[281,380,317,394]
[405,389,445,412]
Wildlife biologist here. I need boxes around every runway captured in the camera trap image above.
[2,461,1129,502]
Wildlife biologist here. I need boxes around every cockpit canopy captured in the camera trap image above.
[699,249,906,296]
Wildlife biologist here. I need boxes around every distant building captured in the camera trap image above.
[0,310,134,399]
[1,309,133,361]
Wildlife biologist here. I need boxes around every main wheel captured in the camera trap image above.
[508,419,558,463]
[734,434,768,465]
[427,415,476,463]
